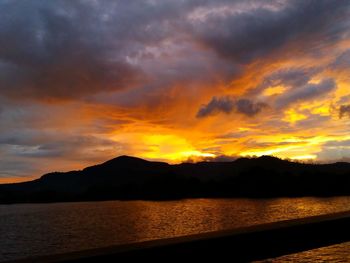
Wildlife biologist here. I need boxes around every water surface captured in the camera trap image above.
[1,197,350,261]
[258,242,350,263]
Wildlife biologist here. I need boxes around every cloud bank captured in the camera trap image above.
[197,97,267,118]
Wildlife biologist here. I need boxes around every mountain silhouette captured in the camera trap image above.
[1,155,350,203]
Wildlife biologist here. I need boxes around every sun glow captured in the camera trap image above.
[240,148,318,161]
[133,134,215,163]
[283,109,307,124]
[291,154,317,161]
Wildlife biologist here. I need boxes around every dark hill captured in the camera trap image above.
[1,155,350,203]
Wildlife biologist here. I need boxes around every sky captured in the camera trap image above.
[1,0,350,182]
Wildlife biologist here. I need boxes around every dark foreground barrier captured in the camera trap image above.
[7,211,350,263]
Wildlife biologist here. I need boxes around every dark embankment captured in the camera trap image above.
[5,211,350,262]
[1,155,350,203]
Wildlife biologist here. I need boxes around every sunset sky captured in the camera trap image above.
[1,0,350,182]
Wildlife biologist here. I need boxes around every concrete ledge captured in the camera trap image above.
[6,210,350,262]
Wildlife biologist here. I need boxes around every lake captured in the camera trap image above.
[1,197,350,261]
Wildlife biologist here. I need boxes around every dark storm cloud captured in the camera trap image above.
[0,159,35,177]
[324,140,350,147]
[248,67,321,96]
[236,99,268,116]
[332,50,350,70]
[275,78,336,108]
[14,136,119,158]
[0,0,348,101]
[262,69,314,88]
[317,140,350,162]
[0,131,41,146]
[192,0,350,63]
[0,130,120,159]
[196,96,234,117]
[0,0,168,100]
[244,67,336,110]
[339,104,350,119]
[294,114,330,128]
[94,46,240,109]
[197,96,267,118]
